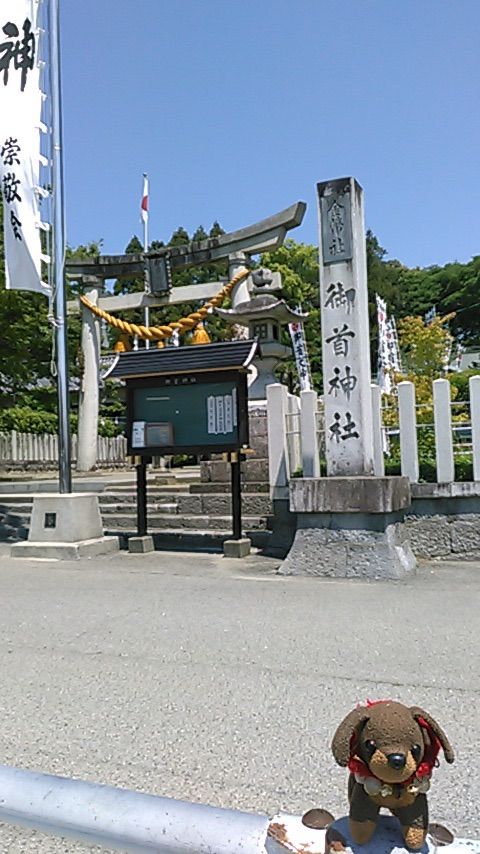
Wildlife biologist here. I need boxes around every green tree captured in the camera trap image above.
[0,200,56,408]
[260,239,321,389]
[0,200,100,413]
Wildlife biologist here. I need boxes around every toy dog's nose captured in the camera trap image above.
[387,753,406,770]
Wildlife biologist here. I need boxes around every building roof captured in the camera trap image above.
[105,339,260,379]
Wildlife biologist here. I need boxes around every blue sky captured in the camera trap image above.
[62,0,480,269]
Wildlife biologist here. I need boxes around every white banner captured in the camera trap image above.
[288,321,312,391]
[0,0,49,294]
[376,294,402,394]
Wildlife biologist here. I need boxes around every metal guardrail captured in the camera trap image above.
[0,764,269,853]
[0,763,478,854]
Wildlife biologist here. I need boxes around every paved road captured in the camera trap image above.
[0,545,478,851]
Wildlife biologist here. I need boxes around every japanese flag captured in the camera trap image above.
[141,173,148,224]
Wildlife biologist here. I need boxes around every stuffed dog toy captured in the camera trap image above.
[332,701,454,850]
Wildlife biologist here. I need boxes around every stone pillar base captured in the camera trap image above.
[281,476,416,579]
[11,537,119,561]
[10,493,119,561]
[278,523,416,579]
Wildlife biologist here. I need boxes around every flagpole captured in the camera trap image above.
[49,0,72,493]
[143,173,150,349]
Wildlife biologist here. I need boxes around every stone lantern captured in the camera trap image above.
[216,268,308,400]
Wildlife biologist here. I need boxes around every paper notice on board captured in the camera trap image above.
[207,396,216,434]
[132,421,146,447]
[224,395,233,434]
[216,396,225,435]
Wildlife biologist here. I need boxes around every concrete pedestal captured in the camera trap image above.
[10,493,118,560]
[279,477,416,579]
[128,535,154,554]
[223,537,251,558]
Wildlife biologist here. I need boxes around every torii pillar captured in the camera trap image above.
[77,277,103,472]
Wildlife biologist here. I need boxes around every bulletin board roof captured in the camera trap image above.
[106,340,259,380]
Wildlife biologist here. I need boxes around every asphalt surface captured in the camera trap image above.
[0,544,478,851]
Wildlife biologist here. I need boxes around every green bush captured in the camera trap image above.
[448,369,480,403]
[0,406,120,437]
[0,406,61,434]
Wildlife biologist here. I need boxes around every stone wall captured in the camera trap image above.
[406,483,480,560]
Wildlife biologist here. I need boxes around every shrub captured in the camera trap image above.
[0,406,120,437]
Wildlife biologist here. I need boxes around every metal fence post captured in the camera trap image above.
[398,381,419,483]
[433,378,454,483]
[300,389,320,477]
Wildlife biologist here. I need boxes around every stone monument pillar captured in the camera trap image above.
[77,277,103,472]
[318,177,374,476]
[278,177,416,579]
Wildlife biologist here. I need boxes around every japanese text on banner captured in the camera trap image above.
[0,0,49,295]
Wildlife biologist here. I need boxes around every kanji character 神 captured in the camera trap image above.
[327,366,357,401]
[0,18,36,91]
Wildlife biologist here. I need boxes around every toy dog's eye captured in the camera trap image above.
[411,744,422,761]
[364,739,377,756]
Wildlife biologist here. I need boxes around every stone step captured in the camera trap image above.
[200,459,269,484]
[0,502,33,515]
[190,481,270,494]
[98,493,272,515]
[102,513,271,531]
[105,484,188,495]
[177,494,272,515]
[98,490,188,504]
[99,501,179,514]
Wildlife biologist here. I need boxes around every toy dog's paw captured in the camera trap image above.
[402,825,427,850]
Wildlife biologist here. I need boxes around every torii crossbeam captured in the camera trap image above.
[67,201,306,471]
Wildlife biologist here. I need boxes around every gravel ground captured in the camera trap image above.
[0,546,478,851]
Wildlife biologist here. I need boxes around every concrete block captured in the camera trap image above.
[10,536,119,561]
[128,535,154,554]
[27,493,104,542]
[223,537,251,558]
[290,476,411,514]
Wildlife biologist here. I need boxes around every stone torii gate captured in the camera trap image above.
[66,202,306,471]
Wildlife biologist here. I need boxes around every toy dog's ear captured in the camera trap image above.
[410,707,455,764]
[332,707,369,767]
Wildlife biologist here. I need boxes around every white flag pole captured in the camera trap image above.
[49,0,71,493]
[142,173,150,349]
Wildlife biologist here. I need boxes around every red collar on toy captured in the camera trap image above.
[347,700,441,786]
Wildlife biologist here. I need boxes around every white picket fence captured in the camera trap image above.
[267,376,480,493]
[0,431,128,466]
